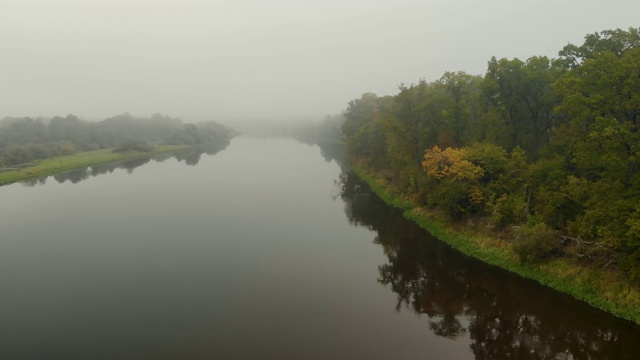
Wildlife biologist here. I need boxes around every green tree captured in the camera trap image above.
[482,56,560,156]
[436,71,483,146]
[558,27,640,69]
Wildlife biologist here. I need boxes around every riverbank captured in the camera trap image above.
[0,145,188,187]
[352,163,640,325]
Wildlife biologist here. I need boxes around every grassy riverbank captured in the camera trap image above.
[352,164,640,325]
[0,145,188,187]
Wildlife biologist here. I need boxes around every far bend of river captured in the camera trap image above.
[1,136,639,359]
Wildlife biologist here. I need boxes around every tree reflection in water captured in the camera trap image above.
[339,169,640,360]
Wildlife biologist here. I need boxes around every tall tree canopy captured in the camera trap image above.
[341,27,640,281]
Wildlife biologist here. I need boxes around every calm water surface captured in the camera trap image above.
[0,137,639,359]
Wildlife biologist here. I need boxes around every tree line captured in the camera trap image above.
[340,27,640,281]
[0,113,233,166]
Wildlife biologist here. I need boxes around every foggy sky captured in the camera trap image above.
[2,0,639,122]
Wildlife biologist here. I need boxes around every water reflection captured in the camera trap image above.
[20,145,228,187]
[314,140,350,169]
[339,170,640,360]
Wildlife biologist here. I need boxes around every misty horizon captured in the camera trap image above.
[2,0,640,121]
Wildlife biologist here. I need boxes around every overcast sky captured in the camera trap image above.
[1,0,639,122]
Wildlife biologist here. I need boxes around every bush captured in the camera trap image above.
[491,194,526,227]
[513,223,559,263]
[3,145,31,165]
[26,144,51,160]
[620,249,640,284]
[113,140,153,153]
[59,142,77,155]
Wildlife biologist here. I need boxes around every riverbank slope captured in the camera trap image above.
[352,162,640,326]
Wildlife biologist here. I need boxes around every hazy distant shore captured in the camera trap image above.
[0,145,188,187]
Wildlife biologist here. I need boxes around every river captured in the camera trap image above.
[0,136,638,359]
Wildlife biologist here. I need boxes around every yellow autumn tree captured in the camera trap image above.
[422,146,485,212]
[422,146,483,181]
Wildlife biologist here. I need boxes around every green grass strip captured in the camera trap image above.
[351,165,413,210]
[0,145,188,187]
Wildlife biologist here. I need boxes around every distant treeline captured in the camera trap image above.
[289,114,344,145]
[340,28,640,280]
[0,113,233,166]
[288,114,349,168]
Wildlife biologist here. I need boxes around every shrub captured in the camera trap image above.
[113,140,153,153]
[59,142,77,155]
[491,194,526,227]
[3,145,31,165]
[513,223,559,263]
[620,249,640,284]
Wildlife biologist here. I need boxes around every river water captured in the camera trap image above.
[0,136,638,359]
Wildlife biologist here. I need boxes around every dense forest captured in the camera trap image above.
[340,28,640,282]
[0,113,233,167]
